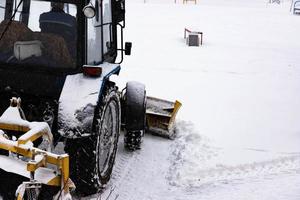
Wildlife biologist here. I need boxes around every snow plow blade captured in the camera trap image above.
[146,97,182,139]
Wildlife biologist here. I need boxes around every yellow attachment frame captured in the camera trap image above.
[0,98,71,194]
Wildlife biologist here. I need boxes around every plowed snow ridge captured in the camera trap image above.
[168,121,300,188]
[80,123,300,200]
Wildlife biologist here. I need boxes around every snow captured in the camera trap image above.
[0,131,17,147]
[18,121,53,144]
[1,0,300,199]
[107,0,300,199]
[0,106,53,144]
[0,106,30,128]
[0,155,57,185]
[58,62,120,137]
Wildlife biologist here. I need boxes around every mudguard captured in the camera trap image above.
[58,62,120,138]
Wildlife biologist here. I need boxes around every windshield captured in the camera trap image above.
[0,0,77,69]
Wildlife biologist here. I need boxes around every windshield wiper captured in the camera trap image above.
[0,0,24,42]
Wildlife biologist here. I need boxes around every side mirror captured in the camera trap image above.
[83,5,96,18]
[125,42,132,55]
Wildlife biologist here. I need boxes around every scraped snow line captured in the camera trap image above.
[197,155,300,182]
[169,121,300,188]
[78,134,142,200]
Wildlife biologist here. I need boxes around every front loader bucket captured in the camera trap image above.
[146,97,182,139]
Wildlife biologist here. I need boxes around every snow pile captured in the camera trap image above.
[169,121,300,188]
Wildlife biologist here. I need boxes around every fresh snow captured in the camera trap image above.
[1,0,300,199]
[107,0,300,199]
[58,63,120,137]
[0,106,53,144]
[0,155,57,185]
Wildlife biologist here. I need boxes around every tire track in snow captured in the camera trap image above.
[108,144,141,200]
[106,134,167,200]
[95,132,198,200]
[78,134,141,200]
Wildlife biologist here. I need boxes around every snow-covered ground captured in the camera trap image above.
[105,0,300,199]
[1,0,300,199]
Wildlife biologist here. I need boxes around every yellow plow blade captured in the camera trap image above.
[146,97,182,139]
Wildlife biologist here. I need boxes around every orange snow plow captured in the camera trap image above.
[146,97,182,139]
[0,98,74,200]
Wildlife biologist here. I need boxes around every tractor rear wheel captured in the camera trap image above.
[65,85,120,195]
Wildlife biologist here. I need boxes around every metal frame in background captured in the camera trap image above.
[184,28,203,46]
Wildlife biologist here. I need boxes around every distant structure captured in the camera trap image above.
[174,0,197,4]
[184,28,203,46]
[182,0,197,4]
[144,0,197,4]
[291,0,300,14]
[269,0,280,4]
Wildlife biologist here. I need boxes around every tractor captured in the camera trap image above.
[0,0,181,199]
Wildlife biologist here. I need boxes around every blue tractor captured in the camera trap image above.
[0,0,181,199]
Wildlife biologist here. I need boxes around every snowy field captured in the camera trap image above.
[104,0,300,199]
[1,0,300,199]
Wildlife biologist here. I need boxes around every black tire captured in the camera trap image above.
[123,81,146,151]
[124,130,144,151]
[64,84,121,196]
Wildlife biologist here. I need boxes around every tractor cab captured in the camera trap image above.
[0,1,133,199]
[0,0,128,124]
[0,0,126,71]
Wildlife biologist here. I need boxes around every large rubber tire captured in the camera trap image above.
[124,81,146,151]
[64,85,121,196]
[124,130,144,151]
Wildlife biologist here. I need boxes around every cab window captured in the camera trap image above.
[0,0,78,69]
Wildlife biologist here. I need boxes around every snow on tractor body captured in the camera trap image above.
[0,0,181,199]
